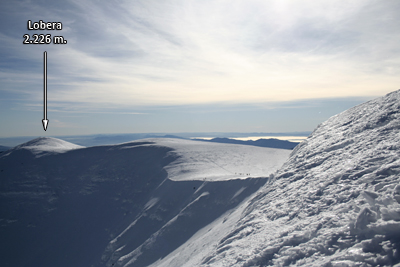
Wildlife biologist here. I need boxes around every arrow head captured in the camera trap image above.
[42,119,49,131]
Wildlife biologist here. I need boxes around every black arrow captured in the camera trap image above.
[42,51,49,131]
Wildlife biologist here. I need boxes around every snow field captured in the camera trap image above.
[146,138,291,181]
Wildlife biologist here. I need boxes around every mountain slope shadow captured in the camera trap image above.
[0,139,269,267]
[0,141,175,267]
[103,178,267,267]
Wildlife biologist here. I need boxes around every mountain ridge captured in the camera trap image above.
[0,138,290,267]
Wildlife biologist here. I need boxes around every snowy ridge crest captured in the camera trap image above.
[202,90,400,266]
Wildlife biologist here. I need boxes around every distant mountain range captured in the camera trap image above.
[0,132,311,147]
[194,137,299,149]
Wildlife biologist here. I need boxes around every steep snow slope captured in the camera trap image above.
[0,137,289,267]
[185,89,400,266]
[98,139,290,267]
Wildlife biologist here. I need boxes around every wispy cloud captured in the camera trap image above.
[2,0,400,109]
[18,102,148,115]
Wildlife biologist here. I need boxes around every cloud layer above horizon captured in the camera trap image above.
[1,0,400,136]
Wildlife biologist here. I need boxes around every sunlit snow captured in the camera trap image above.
[153,138,290,181]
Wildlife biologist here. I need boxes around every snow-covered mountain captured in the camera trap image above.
[0,137,289,267]
[7,137,84,156]
[1,89,399,267]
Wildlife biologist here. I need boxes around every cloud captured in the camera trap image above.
[1,0,400,110]
[51,119,73,128]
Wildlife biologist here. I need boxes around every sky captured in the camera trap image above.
[1,0,400,138]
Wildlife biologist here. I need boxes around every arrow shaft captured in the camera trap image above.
[44,51,47,120]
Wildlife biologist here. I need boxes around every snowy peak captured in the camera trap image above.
[10,137,84,156]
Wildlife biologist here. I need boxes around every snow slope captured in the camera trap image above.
[153,138,290,181]
[178,89,400,266]
[0,137,289,267]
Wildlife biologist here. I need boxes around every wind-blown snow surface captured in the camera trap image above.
[0,137,289,267]
[180,89,400,267]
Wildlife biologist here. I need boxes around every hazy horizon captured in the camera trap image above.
[0,131,311,147]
